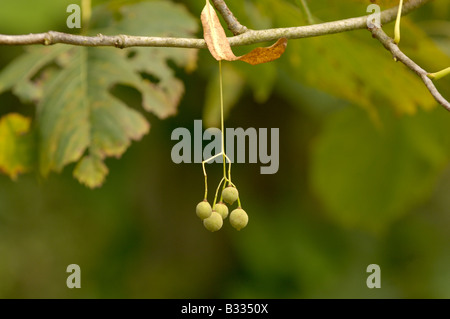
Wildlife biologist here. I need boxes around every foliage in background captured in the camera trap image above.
[0,0,449,298]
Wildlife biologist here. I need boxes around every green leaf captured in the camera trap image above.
[282,30,436,117]
[0,113,35,180]
[0,46,70,102]
[36,46,152,180]
[310,106,450,233]
[0,1,198,188]
[110,1,199,117]
[252,0,449,116]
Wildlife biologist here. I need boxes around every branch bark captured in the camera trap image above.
[211,0,248,35]
[0,32,205,49]
[0,0,431,49]
[370,27,450,112]
[0,0,447,111]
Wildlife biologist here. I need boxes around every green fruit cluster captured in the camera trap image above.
[196,185,248,232]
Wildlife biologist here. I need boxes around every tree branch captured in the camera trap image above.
[0,0,446,111]
[0,31,205,49]
[211,0,248,35]
[0,0,431,49]
[229,0,430,46]
[370,27,450,112]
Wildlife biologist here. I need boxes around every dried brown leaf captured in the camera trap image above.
[201,0,237,61]
[237,38,288,65]
[200,0,287,65]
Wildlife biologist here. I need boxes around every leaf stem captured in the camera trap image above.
[225,153,232,184]
[220,61,227,182]
[394,0,403,44]
[213,177,226,208]
[202,151,225,200]
[428,67,450,80]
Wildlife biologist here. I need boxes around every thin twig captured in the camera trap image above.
[0,31,205,48]
[299,0,315,25]
[370,27,450,112]
[211,0,248,35]
[0,0,431,49]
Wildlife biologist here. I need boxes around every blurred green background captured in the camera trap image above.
[0,0,449,298]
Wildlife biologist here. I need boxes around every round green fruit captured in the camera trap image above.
[203,211,223,232]
[214,202,229,219]
[196,200,212,220]
[230,208,248,231]
[222,186,239,205]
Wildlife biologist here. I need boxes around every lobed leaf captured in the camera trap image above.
[0,1,199,187]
